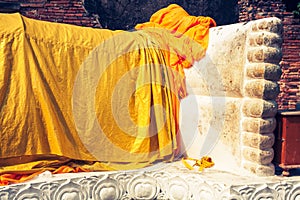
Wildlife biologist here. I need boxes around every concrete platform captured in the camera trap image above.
[1,162,299,200]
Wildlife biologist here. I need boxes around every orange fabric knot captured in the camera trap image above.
[182,156,214,171]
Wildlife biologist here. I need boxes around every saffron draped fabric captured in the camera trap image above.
[135,4,216,76]
[0,4,215,185]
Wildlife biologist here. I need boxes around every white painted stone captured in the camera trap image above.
[1,163,300,200]
[184,17,282,176]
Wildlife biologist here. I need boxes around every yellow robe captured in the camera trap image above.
[0,4,215,185]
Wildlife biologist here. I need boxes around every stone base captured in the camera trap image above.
[1,162,300,200]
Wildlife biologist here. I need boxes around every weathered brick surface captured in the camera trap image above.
[84,0,239,30]
[238,0,300,110]
[0,0,102,28]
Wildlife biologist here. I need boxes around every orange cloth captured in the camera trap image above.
[0,166,89,186]
[0,172,41,186]
[135,4,216,74]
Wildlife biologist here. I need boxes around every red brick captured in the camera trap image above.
[21,3,44,8]
[50,1,70,4]
[22,0,45,2]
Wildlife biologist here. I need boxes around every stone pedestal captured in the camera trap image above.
[1,163,299,199]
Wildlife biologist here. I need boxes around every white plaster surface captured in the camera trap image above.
[180,95,247,175]
[183,17,283,176]
[1,162,300,200]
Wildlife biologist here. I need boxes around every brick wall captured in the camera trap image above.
[238,0,300,110]
[0,0,102,28]
[86,0,239,30]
